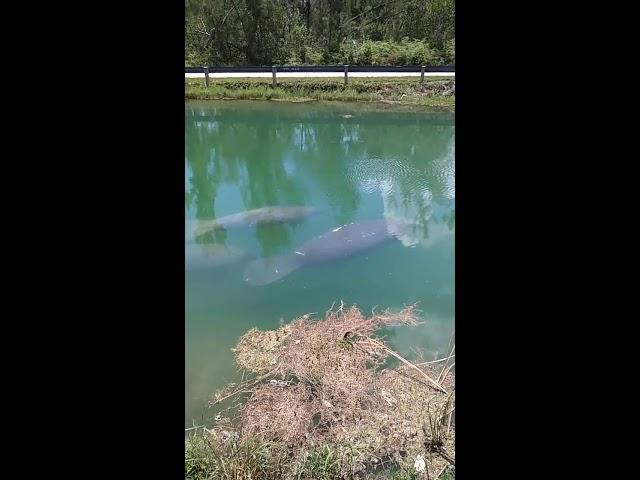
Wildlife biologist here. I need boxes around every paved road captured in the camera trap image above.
[185,71,454,79]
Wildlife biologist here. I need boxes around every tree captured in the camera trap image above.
[185,0,455,66]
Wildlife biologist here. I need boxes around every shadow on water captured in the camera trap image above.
[294,121,362,226]
[186,103,309,255]
[185,101,454,247]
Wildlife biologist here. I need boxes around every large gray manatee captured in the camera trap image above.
[192,206,318,238]
[243,219,412,286]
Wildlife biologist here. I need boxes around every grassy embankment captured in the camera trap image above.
[185,76,455,110]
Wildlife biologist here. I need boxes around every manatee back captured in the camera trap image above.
[297,220,393,264]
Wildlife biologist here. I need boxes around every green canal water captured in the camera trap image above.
[185,100,455,427]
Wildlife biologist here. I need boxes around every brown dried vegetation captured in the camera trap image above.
[203,304,455,479]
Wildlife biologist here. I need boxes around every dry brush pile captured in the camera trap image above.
[198,304,455,479]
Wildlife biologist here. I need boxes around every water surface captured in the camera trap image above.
[185,100,455,427]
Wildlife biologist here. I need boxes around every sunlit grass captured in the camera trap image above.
[185,77,455,110]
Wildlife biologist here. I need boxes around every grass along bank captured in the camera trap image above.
[185,77,455,110]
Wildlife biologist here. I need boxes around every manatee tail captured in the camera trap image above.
[243,254,302,286]
[193,220,223,238]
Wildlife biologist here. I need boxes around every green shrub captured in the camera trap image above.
[337,40,357,64]
[400,38,441,65]
[185,433,215,480]
[304,46,324,65]
[185,433,290,480]
[302,445,341,480]
[343,39,441,66]
[280,21,310,64]
[445,39,455,64]
[185,50,211,68]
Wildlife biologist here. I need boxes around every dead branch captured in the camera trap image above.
[358,339,447,393]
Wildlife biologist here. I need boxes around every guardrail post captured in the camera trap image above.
[204,66,210,87]
[421,65,425,83]
[272,66,277,88]
[344,64,349,85]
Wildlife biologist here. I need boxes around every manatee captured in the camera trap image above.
[185,243,247,271]
[193,206,317,238]
[243,219,412,286]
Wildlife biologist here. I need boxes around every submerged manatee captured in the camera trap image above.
[243,219,412,286]
[185,243,247,271]
[194,206,318,238]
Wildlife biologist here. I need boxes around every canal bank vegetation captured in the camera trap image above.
[185,77,455,110]
[185,1,454,67]
[185,304,455,479]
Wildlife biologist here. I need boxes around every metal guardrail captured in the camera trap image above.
[187,64,454,87]
[185,65,455,73]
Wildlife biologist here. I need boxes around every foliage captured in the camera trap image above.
[185,0,455,66]
[445,38,455,64]
[302,445,341,480]
[347,38,441,65]
[185,431,290,480]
